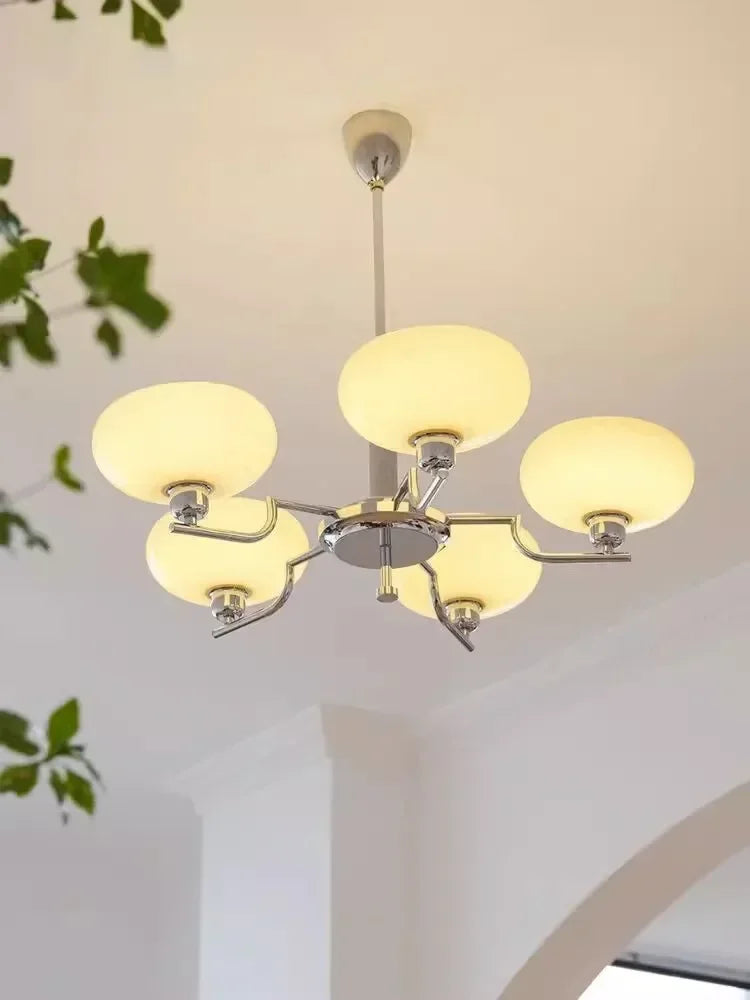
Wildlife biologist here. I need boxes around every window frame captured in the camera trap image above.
[613,958,750,993]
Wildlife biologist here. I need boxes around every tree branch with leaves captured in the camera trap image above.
[1,155,169,548]
[1,0,181,47]
[1,0,180,819]
[0,699,102,823]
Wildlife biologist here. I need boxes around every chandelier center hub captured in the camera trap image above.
[319,500,449,569]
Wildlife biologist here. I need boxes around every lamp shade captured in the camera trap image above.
[92,382,277,503]
[393,520,541,619]
[146,497,308,606]
[520,416,694,533]
[338,325,530,454]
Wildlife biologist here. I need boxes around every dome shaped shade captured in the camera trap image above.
[337,325,530,455]
[520,417,694,533]
[92,382,277,503]
[393,520,541,619]
[146,498,308,606]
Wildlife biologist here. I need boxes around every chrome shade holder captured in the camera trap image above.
[208,587,248,625]
[166,482,211,526]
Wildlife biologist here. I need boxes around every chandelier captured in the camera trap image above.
[92,110,694,652]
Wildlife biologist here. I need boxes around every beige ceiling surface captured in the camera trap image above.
[1,0,748,781]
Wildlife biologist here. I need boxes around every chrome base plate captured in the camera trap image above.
[319,501,449,569]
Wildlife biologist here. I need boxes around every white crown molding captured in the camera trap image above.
[172,704,416,812]
[418,560,750,757]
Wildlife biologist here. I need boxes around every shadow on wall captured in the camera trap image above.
[499,780,750,1000]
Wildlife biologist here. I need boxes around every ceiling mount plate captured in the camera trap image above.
[342,109,412,187]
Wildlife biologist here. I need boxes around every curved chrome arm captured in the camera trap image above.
[393,466,449,512]
[276,499,339,519]
[415,469,449,512]
[170,497,279,543]
[212,544,327,638]
[170,497,340,544]
[419,561,475,652]
[446,513,631,564]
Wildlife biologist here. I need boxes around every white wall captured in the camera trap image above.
[199,762,332,1000]
[184,704,416,1000]
[0,791,201,1000]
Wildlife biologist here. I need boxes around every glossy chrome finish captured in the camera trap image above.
[411,433,461,475]
[342,110,412,187]
[166,482,211,525]
[347,133,403,188]
[276,499,339,519]
[212,545,327,638]
[446,599,483,634]
[585,512,630,555]
[170,496,279,543]
[419,561,475,652]
[208,587,248,625]
[446,513,632,564]
[320,499,450,569]
[415,470,449,512]
[376,525,399,603]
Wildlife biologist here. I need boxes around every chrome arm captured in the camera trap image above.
[393,466,421,508]
[419,561,475,652]
[170,497,340,544]
[393,469,413,506]
[212,545,327,638]
[415,469,449,512]
[171,496,278,542]
[276,499,339,519]
[446,513,632,564]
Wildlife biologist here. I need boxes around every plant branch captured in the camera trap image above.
[47,301,84,320]
[7,473,52,503]
[36,255,76,278]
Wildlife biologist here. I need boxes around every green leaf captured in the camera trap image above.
[75,753,103,787]
[0,255,24,304]
[131,1,166,45]
[49,769,67,805]
[21,238,51,272]
[0,510,50,551]
[53,2,77,20]
[0,200,24,248]
[47,698,80,754]
[88,216,105,252]
[52,445,84,493]
[95,317,121,357]
[77,247,169,331]
[0,323,17,367]
[148,0,180,18]
[0,159,12,186]
[0,710,40,756]
[101,0,123,10]
[0,764,39,797]
[19,297,55,364]
[63,747,104,787]
[118,289,169,330]
[65,769,96,815]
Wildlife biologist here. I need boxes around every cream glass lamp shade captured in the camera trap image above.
[146,498,308,606]
[92,382,277,503]
[520,416,694,533]
[393,521,542,619]
[338,325,530,454]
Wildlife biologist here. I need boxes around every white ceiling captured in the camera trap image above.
[1,0,748,782]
